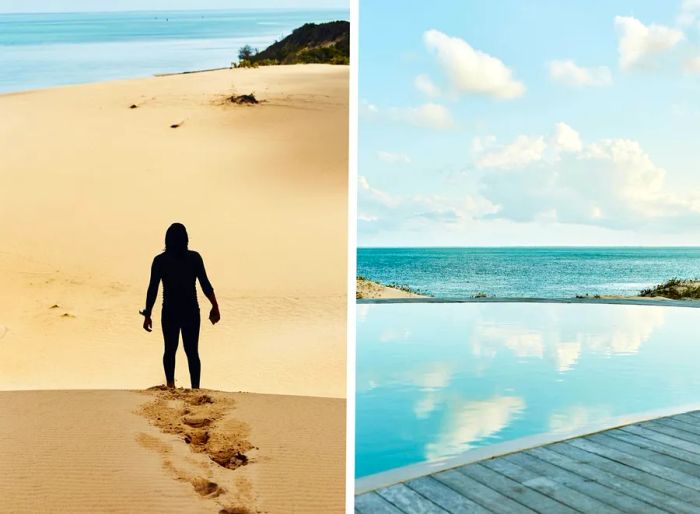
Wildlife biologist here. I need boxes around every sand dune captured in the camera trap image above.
[0,389,344,513]
[0,65,347,512]
[0,64,347,397]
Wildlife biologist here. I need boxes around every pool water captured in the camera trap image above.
[355,302,700,478]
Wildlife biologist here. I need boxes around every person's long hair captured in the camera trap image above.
[164,223,188,256]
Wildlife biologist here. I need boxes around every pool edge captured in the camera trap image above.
[355,402,700,495]
[357,297,700,307]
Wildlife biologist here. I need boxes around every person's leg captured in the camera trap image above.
[181,309,201,389]
[161,309,180,388]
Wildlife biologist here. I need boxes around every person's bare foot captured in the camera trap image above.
[166,381,175,388]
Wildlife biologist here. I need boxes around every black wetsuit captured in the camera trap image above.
[143,250,214,388]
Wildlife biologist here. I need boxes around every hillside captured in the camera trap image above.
[242,21,349,66]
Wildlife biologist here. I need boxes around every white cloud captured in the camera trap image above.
[358,176,399,208]
[685,56,700,72]
[476,135,547,169]
[389,102,454,130]
[358,176,499,237]
[423,29,525,99]
[615,16,684,69]
[415,74,441,97]
[358,213,378,222]
[472,123,579,170]
[552,122,583,153]
[363,100,453,131]
[478,124,700,230]
[549,59,612,87]
[678,0,700,27]
[377,151,411,164]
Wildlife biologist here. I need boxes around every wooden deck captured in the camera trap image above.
[356,410,700,513]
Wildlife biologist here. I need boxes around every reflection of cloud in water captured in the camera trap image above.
[379,327,412,342]
[414,392,438,419]
[549,405,612,433]
[555,341,581,372]
[357,304,371,323]
[472,306,665,372]
[425,395,525,461]
[581,308,664,355]
[357,361,453,394]
[475,325,544,358]
[413,362,452,390]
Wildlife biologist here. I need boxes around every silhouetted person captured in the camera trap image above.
[140,223,220,389]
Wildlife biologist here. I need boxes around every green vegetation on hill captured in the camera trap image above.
[640,278,700,299]
[236,21,349,67]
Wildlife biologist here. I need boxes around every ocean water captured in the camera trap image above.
[358,247,700,298]
[356,302,700,477]
[0,8,348,93]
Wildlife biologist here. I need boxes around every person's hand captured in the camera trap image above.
[140,310,152,332]
[209,306,220,325]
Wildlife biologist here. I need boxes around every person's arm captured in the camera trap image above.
[196,253,220,325]
[140,257,161,332]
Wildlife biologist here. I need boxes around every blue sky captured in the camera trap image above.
[359,0,700,246]
[0,0,345,13]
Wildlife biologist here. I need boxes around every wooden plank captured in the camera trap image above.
[405,476,491,514]
[644,420,700,446]
[668,413,700,432]
[591,432,700,478]
[376,483,450,514]
[568,437,700,493]
[606,427,700,467]
[456,462,578,514]
[656,417,700,437]
[620,425,700,456]
[644,422,700,448]
[483,455,623,513]
[505,451,657,513]
[356,491,406,514]
[679,411,700,421]
[432,468,536,514]
[553,440,700,513]
[527,446,669,514]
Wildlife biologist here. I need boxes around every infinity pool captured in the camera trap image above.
[355,302,700,478]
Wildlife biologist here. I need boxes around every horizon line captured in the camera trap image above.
[357,245,700,249]
[0,6,349,15]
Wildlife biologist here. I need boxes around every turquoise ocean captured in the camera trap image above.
[0,8,348,93]
[358,247,700,298]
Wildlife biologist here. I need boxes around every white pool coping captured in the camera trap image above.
[355,403,700,495]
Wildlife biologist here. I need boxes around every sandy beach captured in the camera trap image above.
[356,277,426,299]
[0,389,344,513]
[0,64,347,512]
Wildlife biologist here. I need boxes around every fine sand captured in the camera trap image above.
[0,64,347,396]
[0,65,348,512]
[0,389,344,513]
[356,277,426,299]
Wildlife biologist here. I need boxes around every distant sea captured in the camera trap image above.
[357,247,700,298]
[0,8,348,93]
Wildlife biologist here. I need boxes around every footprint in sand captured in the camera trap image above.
[219,507,254,514]
[183,416,212,428]
[0,325,7,339]
[191,477,224,498]
[184,431,209,445]
[188,394,214,406]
